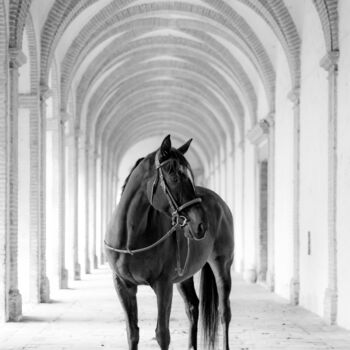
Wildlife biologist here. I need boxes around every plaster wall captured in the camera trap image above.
[243,140,256,279]
[273,45,294,299]
[234,144,244,273]
[336,0,350,329]
[298,2,328,317]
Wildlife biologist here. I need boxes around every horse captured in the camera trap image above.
[104,135,234,350]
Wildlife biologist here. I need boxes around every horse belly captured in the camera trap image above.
[173,234,214,283]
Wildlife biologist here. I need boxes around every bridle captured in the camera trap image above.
[150,150,202,229]
[104,150,204,276]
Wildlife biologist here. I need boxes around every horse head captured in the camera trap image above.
[147,135,207,240]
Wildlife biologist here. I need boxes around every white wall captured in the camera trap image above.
[298,1,328,317]
[336,0,350,329]
[273,44,294,299]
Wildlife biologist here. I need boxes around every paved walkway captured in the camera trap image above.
[1,265,350,350]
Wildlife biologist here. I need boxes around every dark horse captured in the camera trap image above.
[105,135,234,349]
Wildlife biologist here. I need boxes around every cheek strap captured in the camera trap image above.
[149,170,160,205]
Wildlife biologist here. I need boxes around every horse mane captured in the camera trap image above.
[121,157,145,194]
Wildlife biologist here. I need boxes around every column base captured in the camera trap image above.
[266,270,275,292]
[324,287,337,325]
[85,259,91,274]
[289,277,300,305]
[8,289,22,321]
[59,268,69,289]
[94,255,98,269]
[257,269,267,283]
[40,276,50,303]
[243,268,257,283]
[74,263,81,280]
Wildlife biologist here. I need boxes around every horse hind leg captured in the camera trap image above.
[209,256,233,350]
[113,273,139,350]
[177,277,199,350]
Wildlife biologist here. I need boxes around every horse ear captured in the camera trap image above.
[177,138,192,155]
[160,134,171,158]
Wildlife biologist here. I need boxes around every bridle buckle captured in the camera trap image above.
[172,214,188,227]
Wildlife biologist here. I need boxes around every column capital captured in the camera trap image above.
[320,50,339,72]
[247,117,271,145]
[60,109,72,123]
[9,48,26,68]
[40,83,52,102]
[287,87,300,106]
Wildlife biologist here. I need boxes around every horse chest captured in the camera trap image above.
[114,250,174,285]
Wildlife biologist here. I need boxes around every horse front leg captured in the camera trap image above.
[177,277,199,350]
[152,279,173,350]
[113,273,139,350]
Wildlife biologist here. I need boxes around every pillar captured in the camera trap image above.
[88,146,98,269]
[38,84,51,302]
[288,88,301,305]
[58,111,69,288]
[64,123,75,281]
[73,128,81,279]
[246,118,270,284]
[84,142,91,274]
[266,113,275,292]
[321,51,339,325]
[7,49,27,321]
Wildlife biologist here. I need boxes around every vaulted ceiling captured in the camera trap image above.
[10,0,338,172]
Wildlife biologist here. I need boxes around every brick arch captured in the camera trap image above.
[88,60,241,141]
[8,0,31,49]
[113,131,206,178]
[62,17,264,116]
[313,0,338,52]
[91,79,229,146]
[24,12,38,93]
[39,0,99,86]
[58,1,275,113]
[74,30,257,131]
[237,0,301,90]
[99,95,223,156]
[110,116,214,168]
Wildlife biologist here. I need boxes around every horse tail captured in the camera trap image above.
[200,263,219,349]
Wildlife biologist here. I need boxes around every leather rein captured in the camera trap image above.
[104,150,203,276]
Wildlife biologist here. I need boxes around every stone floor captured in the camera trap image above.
[1,265,350,350]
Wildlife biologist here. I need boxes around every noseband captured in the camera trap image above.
[150,150,202,228]
[104,151,204,276]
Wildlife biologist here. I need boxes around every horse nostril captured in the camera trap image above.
[198,223,206,236]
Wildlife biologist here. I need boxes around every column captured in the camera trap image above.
[88,146,98,269]
[73,128,81,279]
[288,88,301,305]
[84,142,91,274]
[246,118,270,284]
[39,84,51,302]
[321,51,339,325]
[77,132,88,274]
[64,123,75,281]
[58,111,69,288]
[7,49,27,321]
[264,113,275,292]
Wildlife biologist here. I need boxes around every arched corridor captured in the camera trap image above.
[1,0,350,348]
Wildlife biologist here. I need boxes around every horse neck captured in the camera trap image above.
[115,164,153,247]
